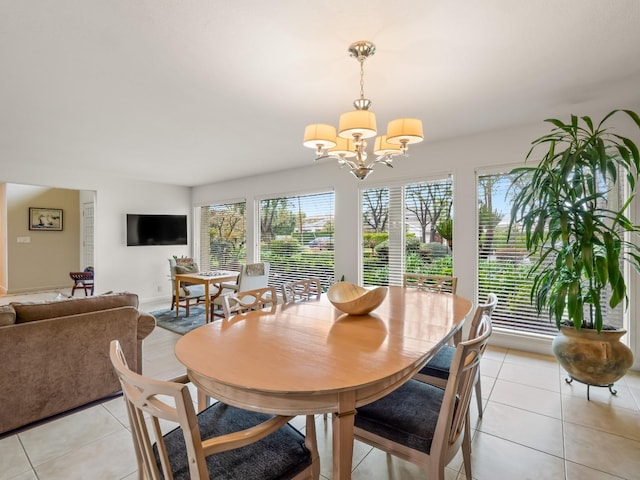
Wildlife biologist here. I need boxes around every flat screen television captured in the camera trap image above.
[126,214,188,246]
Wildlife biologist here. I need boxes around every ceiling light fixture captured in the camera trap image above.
[303,41,424,180]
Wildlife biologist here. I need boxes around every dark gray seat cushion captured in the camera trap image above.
[154,402,312,479]
[417,345,455,380]
[355,379,445,453]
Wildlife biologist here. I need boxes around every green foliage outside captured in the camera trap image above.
[436,218,452,247]
[260,242,334,288]
[373,235,421,261]
[363,232,388,255]
[268,238,302,256]
[209,239,245,268]
[478,259,531,313]
[363,237,453,285]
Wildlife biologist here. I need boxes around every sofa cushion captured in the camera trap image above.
[0,305,16,326]
[174,263,198,274]
[12,292,139,324]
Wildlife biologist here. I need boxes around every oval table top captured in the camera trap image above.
[175,286,472,395]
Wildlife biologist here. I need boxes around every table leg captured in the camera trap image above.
[197,388,210,413]
[209,283,224,321]
[175,278,181,318]
[204,282,210,323]
[333,392,356,479]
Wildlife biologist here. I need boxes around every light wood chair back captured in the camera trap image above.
[109,340,319,480]
[413,293,498,417]
[222,286,278,318]
[282,277,322,303]
[211,263,270,320]
[403,273,458,293]
[354,316,493,480]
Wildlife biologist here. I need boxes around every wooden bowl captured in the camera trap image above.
[327,282,388,315]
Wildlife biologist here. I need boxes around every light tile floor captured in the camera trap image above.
[1,292,640,479]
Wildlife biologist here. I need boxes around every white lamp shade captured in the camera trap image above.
[374,136,402,156]
[386,118,424,145]
[328,137,357,158]
[338,110,377,139]
[303,124,337,149]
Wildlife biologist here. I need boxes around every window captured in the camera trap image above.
[362,177,453,286]
[199,202,246,272]
[477,171,626,335]
[259,191,335,290]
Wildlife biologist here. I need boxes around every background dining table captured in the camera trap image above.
[174,270,239,321]
[175,285,473,479]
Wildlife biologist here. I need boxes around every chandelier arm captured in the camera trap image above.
[341,159,359,170]
[315,154,360,171]
[373,156,394,168]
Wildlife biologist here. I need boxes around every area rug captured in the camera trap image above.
[151,306,212,335]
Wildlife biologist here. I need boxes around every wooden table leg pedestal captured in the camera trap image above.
[333,389,357,479]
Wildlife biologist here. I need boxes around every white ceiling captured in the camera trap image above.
[2,0,640,187]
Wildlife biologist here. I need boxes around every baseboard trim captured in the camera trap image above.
[489,328,554,356]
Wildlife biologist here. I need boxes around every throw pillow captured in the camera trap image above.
[175,263,199,274]
[175,257,195,265]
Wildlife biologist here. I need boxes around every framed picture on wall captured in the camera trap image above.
[29,207,63,231]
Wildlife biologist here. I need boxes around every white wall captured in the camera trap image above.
[0,164,192,302]
[193,116,640,368]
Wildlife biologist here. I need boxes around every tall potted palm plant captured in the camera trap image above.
[508,109,640,395]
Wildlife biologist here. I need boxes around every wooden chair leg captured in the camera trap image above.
[462,411,473,478]
[475,372,483,417]
[170,295,176,311]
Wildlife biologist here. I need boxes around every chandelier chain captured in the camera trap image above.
[359,58,365,101]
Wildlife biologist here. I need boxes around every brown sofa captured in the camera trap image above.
[0,292,155,434]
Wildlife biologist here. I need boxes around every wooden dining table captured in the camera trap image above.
[175,286,473,479]
[174,270,239,321]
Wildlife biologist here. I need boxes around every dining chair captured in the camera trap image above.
[212,262,270,319]
[353,315,493,480]
[403,273,458,293]
[414,293,498,418]
[222,286,278,318]
[282,277,322,303]
[168,257,206,317]
[109,340,319,480]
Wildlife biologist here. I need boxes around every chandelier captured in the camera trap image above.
[303,41,424,180]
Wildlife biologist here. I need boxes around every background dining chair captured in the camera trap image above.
[69,266,94,296]
[168,257,206,317]
[212,262,270,319]
[353,315,493,480]
[282,277,322,303]
[222,286,278,319]
[403,273,458,293]
[109,340,319,480]
[414,293,498,418]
